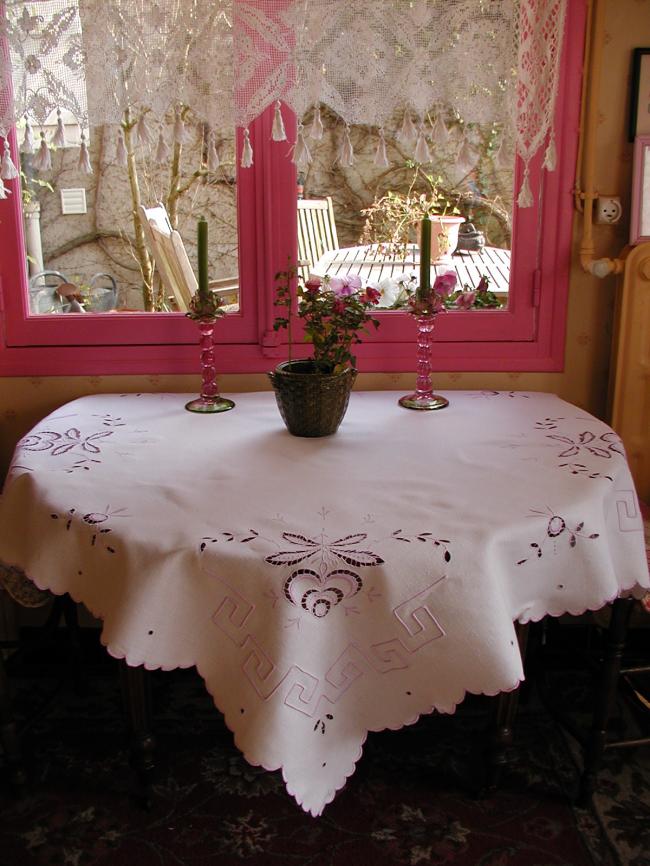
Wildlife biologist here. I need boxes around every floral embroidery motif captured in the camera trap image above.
[21,428,113,457]
[546,430,624,460]
[265,533,384,618]
[201,523,451,619]
[50,505,127,554]
[516,506,599,565]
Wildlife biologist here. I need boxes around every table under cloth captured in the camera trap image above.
[0,390,648,815]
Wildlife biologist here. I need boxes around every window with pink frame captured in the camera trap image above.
[0,1,586,377]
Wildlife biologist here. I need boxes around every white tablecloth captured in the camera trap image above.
[1,391,648,815]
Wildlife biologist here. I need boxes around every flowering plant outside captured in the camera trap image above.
[374,272,500,313]
[273,265,381,374]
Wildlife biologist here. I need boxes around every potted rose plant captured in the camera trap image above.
[269,265,381,437]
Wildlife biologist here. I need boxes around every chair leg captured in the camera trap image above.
[483,622,529,792]
[0,650,27,795]
[578,596,634,806]
[119,661,156,807]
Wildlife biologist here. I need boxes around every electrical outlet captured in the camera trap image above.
[595,196,622,224]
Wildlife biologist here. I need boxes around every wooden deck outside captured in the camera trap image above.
[311,243,511,296]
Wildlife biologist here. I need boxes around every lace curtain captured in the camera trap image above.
[0,0,566,206]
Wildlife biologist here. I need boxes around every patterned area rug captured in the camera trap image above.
[0,641,648,866]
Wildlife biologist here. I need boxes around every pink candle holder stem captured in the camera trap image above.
[185,318,235,414]
[399,313,449,410]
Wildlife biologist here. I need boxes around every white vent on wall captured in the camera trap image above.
[60,188,87,215]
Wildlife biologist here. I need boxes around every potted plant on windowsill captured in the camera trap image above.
[269,265,381,437]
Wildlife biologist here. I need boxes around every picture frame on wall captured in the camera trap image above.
[630,135,650,245]
[629,48,650,142]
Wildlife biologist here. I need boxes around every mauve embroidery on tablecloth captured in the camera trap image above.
[200,523,452,618]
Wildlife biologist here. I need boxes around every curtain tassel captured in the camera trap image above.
[115,128,128,166]
[414,126,431,164]
[22,117,34,154]
[374,129,389,167]
[338,125,354,167]
[240,127,253,167]
[494,135,508,169]
[33,132,52,171]
[173,109,190,145]
[543,132,556,171]
[309,104,324,140]
[78,133,93,174]
[1,138,20,180]
[207,130,220,171]
[272,100,286,142]
[397,110,417,148]
[52,108,66,147]
[292,124,312,168]
[517,166,533,208]
[136,114,152,146]
[431,112,450,146]
[155,127,170,163]
[456,135,475,173]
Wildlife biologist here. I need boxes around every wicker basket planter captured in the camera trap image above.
[268,360,357,437]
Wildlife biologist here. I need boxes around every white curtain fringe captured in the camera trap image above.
[272,101,287,142]
[241,128,253,168]
[155,129,170,163]
[309,106,324,141]
[52,110,66,148]
[292,126,312,167]
[374,131,389,167]
[78,135,93,174]
[207,131,220,171]
[115,129,128,166]
[33,133,52,171]
[397,111,418,147]
[136,114,152,147]
[1,140,20,180]
[413,128,431,164]
[517,169,534,208]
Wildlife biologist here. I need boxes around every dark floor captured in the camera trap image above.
[1,619,649,866]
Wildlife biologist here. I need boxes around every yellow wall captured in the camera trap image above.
[1,0,648,480]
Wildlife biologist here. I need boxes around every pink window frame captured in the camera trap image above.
[0,0,585,377]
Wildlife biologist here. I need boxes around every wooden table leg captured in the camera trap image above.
[0,649,27,795]
[118,661,156,806]
[577,596,634,806]
[483,622,529,792]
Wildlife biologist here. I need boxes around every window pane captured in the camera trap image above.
[21,114,238,316]
[297,108,513,312]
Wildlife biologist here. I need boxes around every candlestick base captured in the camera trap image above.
[185,396,235,414]
[399,312,449,411]
[398,393,449,411]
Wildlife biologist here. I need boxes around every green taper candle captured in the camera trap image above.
[197,216,209,300]
[418,216,431,301]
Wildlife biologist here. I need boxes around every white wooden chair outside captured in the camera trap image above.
[139,204,196,311]
[139,204,240,311]
[297,197,339,282]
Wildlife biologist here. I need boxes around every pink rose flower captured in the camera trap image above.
[346,274,362,291]
[304,277,322,294]
[456,290,476,310]
[433,270,457,297]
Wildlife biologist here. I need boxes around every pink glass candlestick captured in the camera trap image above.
[185,317,235,414]
[399,313,449,410]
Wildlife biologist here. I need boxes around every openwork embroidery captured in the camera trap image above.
[201,523,452,618]
[516,506,599,565]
